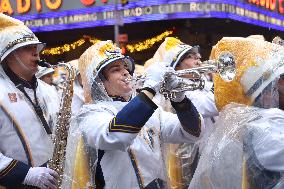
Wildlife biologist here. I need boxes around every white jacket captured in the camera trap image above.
[79,99,204,189]
[0,65,59,186]
[71,79,84,115]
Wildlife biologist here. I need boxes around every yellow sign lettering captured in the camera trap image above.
[45,0,61,10]
[0,0,13,14]
[17,0,31,14]
[36,0,42,12]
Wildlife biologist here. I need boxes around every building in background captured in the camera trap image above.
[3,0,284,64]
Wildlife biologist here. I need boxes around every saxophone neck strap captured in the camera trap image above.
[2,64,52,134]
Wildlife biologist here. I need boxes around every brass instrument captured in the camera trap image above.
[160,51,236,99]
[124,52,235,99]
[37,60,76,188]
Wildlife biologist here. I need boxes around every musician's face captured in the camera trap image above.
[5,44,40,77]
[40,73,53,85]
[102,60,133,99]
[176,53,201,70]
[176,52,201,78]
[279,76,284,110]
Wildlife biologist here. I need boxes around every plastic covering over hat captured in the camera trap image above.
[144,37,199,69]
[212,36,284,110]
[35,66,54,79]
[78,40,134,103]
[61,42,141,189]
[188,37,284,189]
[0,13,45,62]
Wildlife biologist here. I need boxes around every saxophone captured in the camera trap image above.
[38,61,76,188]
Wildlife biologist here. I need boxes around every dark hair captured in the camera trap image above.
[98,72,107,81]
[176,46,201,67]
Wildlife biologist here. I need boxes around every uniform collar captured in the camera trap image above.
[109,95,128,102]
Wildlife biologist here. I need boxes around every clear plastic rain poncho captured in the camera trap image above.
[61,41,196,189]
[188,36,284,189]
[61,41,134,188]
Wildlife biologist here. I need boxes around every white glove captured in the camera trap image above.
[143,62,167,94]
[23,167,59,189]
[165,74,186,102]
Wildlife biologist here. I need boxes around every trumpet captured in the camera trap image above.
[160,51,236,99]
[123,51,236,99]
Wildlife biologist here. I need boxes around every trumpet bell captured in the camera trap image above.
[160,51,236,99]
[217,51,236,82]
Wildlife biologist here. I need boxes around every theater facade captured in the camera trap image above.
[3,0,284,63]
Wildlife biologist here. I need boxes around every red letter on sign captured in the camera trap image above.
[81,0,95,6]
[279,0,284,13]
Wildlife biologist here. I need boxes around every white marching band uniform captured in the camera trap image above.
[0,14,59,188]
[71,79,84,115]
[80,99,203,189]
[145,37,218,188]
[0,66,58,168]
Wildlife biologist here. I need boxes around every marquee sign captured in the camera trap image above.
[3,0,284,32]
[246,0,284,13]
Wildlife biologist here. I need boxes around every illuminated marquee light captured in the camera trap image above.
[41,38,87,55]
[126,29,173,53]
[12,0,284,32]
[41,29,173,55]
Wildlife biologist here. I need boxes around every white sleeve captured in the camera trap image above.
[71,94,84,115]
[251,111,284,172]
[81,109,137,152]
[187,91,218,118]
[159,109,204,144]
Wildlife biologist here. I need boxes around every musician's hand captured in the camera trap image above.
[165,74,186,102]
[143,62,167,94]
[23,167,59,189]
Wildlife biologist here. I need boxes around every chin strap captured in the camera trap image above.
[13,53,32,73]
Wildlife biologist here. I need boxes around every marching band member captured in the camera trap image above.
[146,37,218,132]
[35,66,60,107]
[188,36,284,189]
[145,37,218,188]
[35,66,55,86]
[0,14,59,189]
[62,40,204,189]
